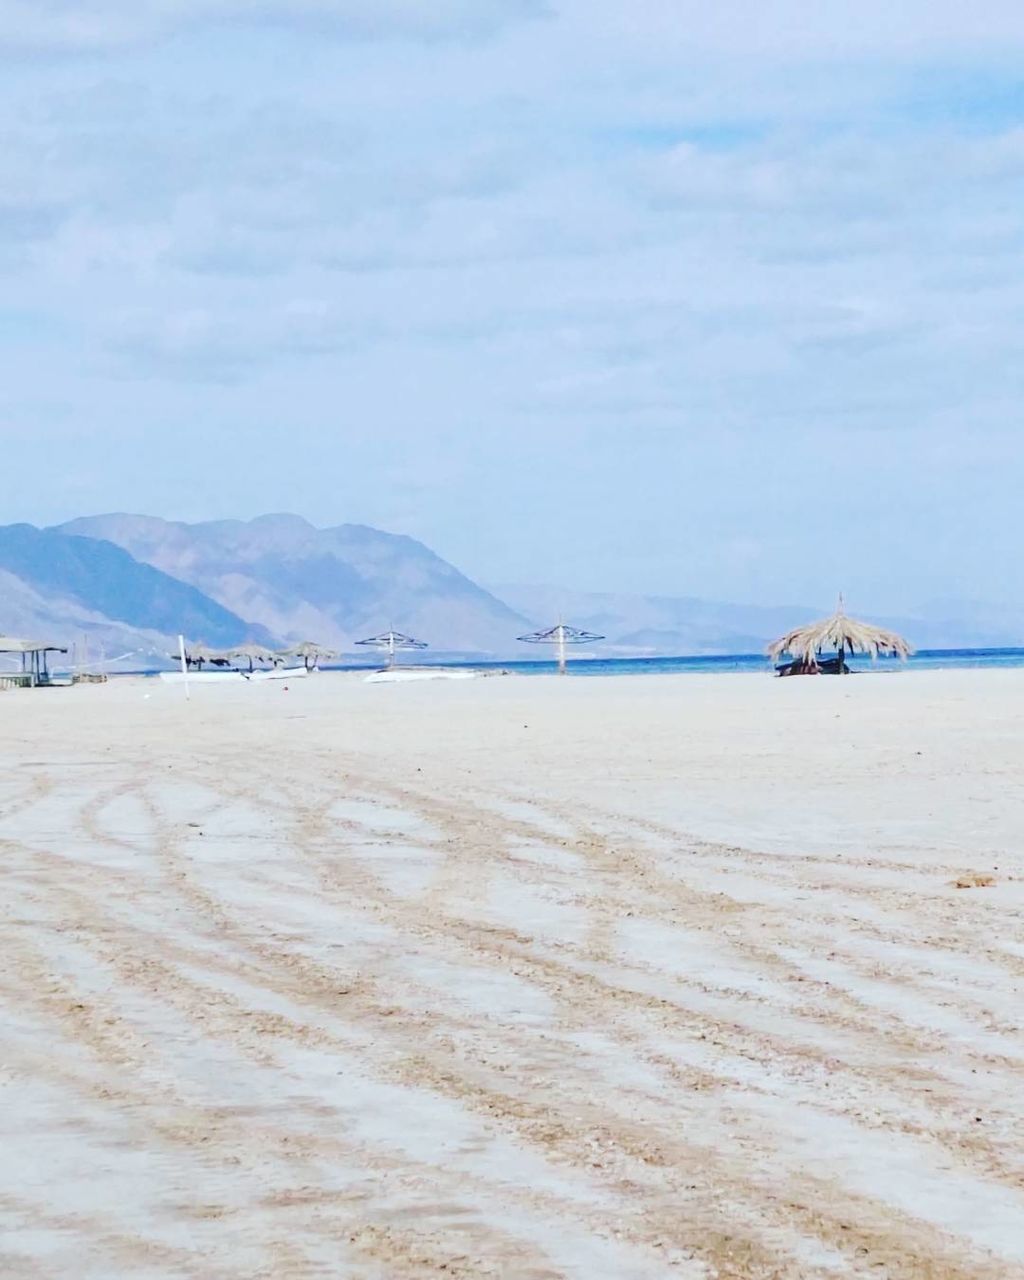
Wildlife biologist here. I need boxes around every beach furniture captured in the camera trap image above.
[356,631,428,670]
[278,641,341,671]
[517,622,605,674]
[768,598,911,676]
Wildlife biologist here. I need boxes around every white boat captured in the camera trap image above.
[159,665,308,684]
[159,670,246,684]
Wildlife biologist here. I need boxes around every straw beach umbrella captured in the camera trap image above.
[175,643,231,670]
[279,641,340,671]
[767,598,912,675]
[229,644,277,672]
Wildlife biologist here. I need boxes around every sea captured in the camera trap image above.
[96,647,1024,680]
[333,648,1024,679]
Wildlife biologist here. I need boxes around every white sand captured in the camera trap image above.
[1,668,1023,1278]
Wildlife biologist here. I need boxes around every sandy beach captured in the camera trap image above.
[2,667,1023,1279]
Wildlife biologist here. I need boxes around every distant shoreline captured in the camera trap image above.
[96,646,1024,680]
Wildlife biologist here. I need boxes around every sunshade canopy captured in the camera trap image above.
[0,636,68,654]
[767,604,912,665]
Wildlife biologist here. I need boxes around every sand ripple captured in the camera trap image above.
[1,673,1023,1278]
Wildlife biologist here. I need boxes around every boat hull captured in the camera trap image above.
[158,666,308,684]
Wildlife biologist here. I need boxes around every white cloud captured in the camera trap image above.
[0,0,546,52]
[2,1,1024,606]
[102,299,364,381]
[552,0,1024,61]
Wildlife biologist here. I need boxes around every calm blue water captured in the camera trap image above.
[119,647,1024,679]
[331,648,1024,678]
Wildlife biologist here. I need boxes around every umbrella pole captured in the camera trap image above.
[178,634,190,702]
[839,641,847,674]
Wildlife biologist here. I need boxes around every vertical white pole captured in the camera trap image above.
[388,632,396,669]
[178,634,190,701]
[557,624,567,675]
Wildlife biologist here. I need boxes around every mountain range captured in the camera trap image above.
[491,584,1024,654]
[58,514,527,654]
[0,513,1019,667]
[0,523,272,661]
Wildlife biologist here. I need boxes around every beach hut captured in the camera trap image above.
[355,631,428,670]
[517,622,605,675]
[0,636,69,687]
[767,600,912,676]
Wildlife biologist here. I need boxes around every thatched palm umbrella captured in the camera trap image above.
[279,641,340,671]
[229,644,277,673]
[767,599,912,675]
[174,643,231,671]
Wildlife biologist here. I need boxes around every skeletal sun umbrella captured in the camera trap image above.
[517,622,605,674]
[355,630,428,669]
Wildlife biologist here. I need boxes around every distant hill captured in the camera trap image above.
[59,514,531,655]
[0,523,274,659]
[5,514,1016,667]
[0,568,172,663]
[493,584,1024,654]
[492,583,817,655]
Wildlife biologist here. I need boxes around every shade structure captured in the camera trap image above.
[174,643,232,669]
[356,631,428,669]
[517,622,605,674]
[767,603,912,672]
[0,636,68,686]
[228,644,278,672]
[279,641,340,671]
[0,636,67,654]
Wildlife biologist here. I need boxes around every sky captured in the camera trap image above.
[2,1,1024,611]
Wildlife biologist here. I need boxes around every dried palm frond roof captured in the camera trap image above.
[228,644,277,660]
[279,641,341,659]
[172,643,231,664]
[767,603,912,664]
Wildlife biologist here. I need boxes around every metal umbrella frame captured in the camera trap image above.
[517,623,605,675]
[355,631,428,670]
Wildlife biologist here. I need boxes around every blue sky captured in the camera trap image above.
[2,1,1024,610]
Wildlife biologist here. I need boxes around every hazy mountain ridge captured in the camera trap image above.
[0,568,176,662]
[493,584,1024,653]
[491,583,834,654]
[58,514,531,654]
[3,514,1019,665]
[0,524,273,658]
